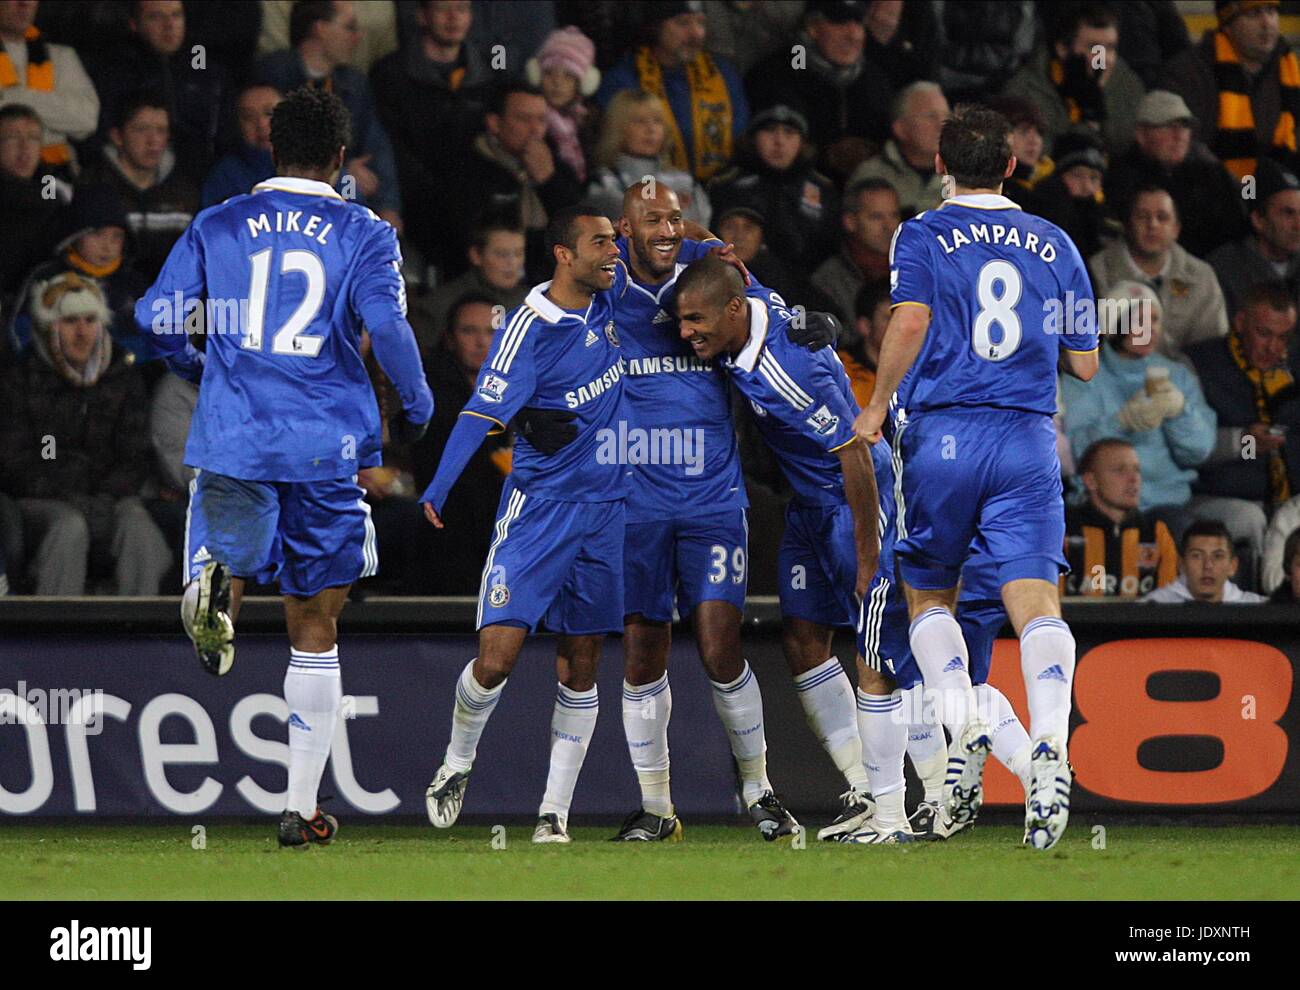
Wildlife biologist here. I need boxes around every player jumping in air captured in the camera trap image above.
[420,204,631,845]
[673,256,922,843]
[607,181,841,843]
[138,87,434,847]
[854,105,1098,850]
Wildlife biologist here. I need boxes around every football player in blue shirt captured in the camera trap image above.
[854,104,1098,850]
[137,88,434,848]
[610,181,839,843]
[420,204,631,844]
[675,256,922,844]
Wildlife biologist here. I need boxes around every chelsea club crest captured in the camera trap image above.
[604,321,620,347]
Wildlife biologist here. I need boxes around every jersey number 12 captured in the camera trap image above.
[242,248,326,357]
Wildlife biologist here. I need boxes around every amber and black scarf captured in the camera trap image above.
[1228,329,1293,504]
[634,46,732,182]
[1213,29,1300,180]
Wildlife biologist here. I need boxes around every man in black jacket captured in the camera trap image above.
[370,0,493,276]
[708,103,839,274]
[744,0,893,182]
[454,84,584,283]
[84,0,226,182]
[408,292,509,594]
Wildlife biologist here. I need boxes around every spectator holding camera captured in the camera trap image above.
[1062,281,1216,537]
[1141,519,1267,603]
[0,272,169,595]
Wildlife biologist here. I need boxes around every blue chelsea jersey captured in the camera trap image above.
[460,276,631,502]
[136,176,432,482]
[725,286,892,513]
[890,193,1098,417]
[615,235,747,522]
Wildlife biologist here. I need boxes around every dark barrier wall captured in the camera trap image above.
[0,600,1296,817]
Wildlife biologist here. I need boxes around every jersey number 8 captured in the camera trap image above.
[971,259,1022,362]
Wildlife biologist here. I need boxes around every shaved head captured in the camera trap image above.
[622,177,681,218]
[675,254,744,309]
[619,178,686,283]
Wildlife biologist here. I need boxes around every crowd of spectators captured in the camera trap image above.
[0,0,1299,607]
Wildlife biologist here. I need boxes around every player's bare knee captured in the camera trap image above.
[856,658,894,695]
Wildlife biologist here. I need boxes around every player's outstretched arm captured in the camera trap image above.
[836,437,881,600]
[854,303,931,442]
[418,412,496,528]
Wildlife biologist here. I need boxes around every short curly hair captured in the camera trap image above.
[270,85,352,173]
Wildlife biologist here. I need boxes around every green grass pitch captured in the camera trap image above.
[4,820,1298,900]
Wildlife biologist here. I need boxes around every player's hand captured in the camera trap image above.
[521,139,556,184]
[854,403,887,444]
[789,310,840,352]
[393,415,430,445]
[517,406,578,455]
[422,501,444,529]
[346,154,381,199]
[709,242,752,286]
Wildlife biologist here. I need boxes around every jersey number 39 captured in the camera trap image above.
[971,259,1022,362]
[242,248,326,357]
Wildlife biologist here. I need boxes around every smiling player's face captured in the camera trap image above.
[566,215,620,294]
[622,187,684,280]
[676,287,738,361]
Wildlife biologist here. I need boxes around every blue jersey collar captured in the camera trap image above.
[525,282,590,324]
[252,176,344,200]
[939,193,1019,211]
[732,297,771,372]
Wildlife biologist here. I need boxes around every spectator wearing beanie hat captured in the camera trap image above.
[1159,0,1300,180]
[0,271,171,595]
[526,27,601,184]
[8,185,150,363]
[709,101,839,272]
[1024,129,1121,258]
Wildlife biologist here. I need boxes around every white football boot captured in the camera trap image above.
[1024,736,1072,851]
[425,764,470,828]
[943,719,993,826]
[181,562,235,676]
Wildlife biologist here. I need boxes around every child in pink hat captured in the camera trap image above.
[526,26,601,183]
